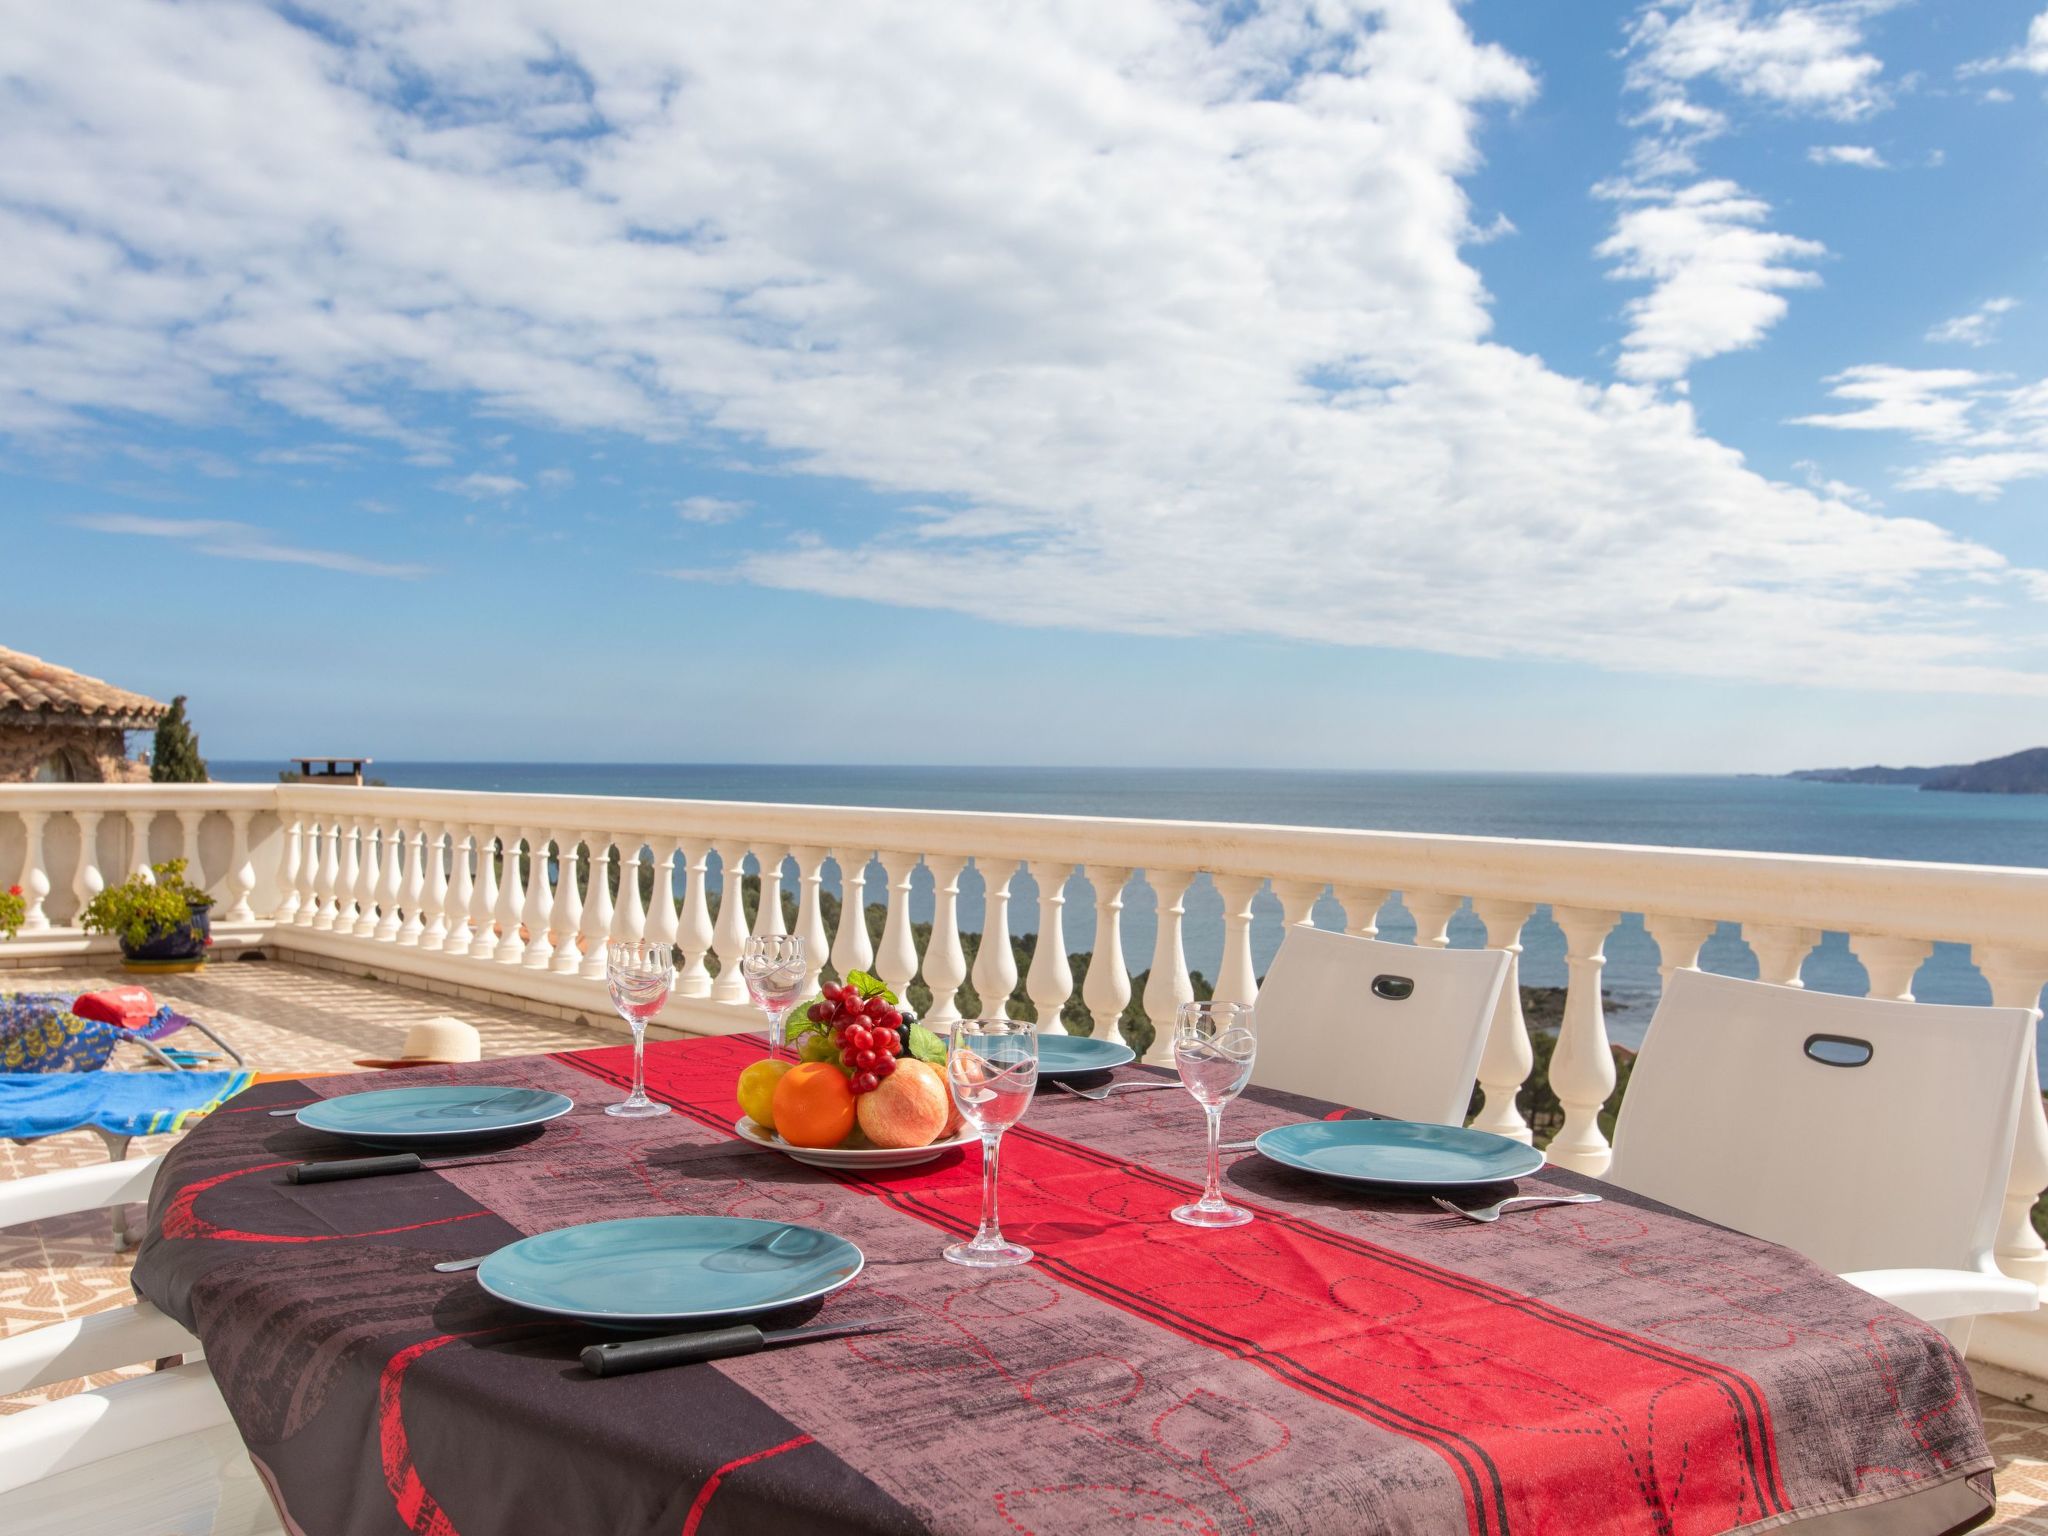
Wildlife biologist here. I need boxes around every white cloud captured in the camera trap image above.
[1797,367,2048,498]
[1806,143,1885,166]
[1793,366,1990,442]
[438,472,526,500]
[1982,87,2016,103]
[1625,1,1898,118]
[676,495,749,524]
[1927,297,2019,347]
[2,0,2044,695]
[69,513,427,576]
[536,466,574,489]
[1960,10,2048,77]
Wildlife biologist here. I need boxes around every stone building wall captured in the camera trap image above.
[0,723,150,782]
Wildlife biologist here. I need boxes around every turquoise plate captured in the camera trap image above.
[1035,1034,1138,1078]
[1254,1120,1545,1188]
[296,1084,574,1147]
[476,1217,864,1328]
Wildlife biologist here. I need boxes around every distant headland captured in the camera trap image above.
[1787,746,2048,795]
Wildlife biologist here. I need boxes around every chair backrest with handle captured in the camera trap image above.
[1250,927,1511,1125]
[1607,968,2032,1277]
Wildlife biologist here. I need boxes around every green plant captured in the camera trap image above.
[79,859,214,949]
[0,883,24,941]
[150,695,209,783]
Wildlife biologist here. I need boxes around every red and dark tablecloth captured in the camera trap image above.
[130,1034,1995,1536]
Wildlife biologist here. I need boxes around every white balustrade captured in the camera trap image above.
[1081,865,1131,1041]
[1212,874,1262,1006]
[1748,924,1818,987]
[790,845,831,998]
[971,858,1019,1024]
[443,826,474,953]
[277,814,303,925]
[1547,906,1621,1176]
[710,843,751,1002]
[921,854,969,1027]
[644,838,681,954]
[313,819,339,930]
[468,831,499,958]
[225,810,257,924]
[416,823,446,949]
[1337,885,1387,937]
[830,850,875,981]
[351,821,380,938]
[613,838,647,944]
[1273,878,1322,929]
[13,811,50,934]
[71,810,105,922]
[1025,861,1075,1034]
[376,821,405,943]
[677,839,715,994]
[521,830,555,969]
[874,852,920,1006]
[578,837,616,979]
[336,821,361,933]
[753,846,789,938]
[125,809,153,883]
[1470,898,1535,1142]
[492,827,527,964]
[1978,947,2048,1288]
[175,809,206,895]
[1850,934,1932,1000]
[1141,868,1194,1064]
[1407,890,1461,950]
[550,832,583,974]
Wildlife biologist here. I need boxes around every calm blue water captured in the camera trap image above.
[224,763,2048,1045]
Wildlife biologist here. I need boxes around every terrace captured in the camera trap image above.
[7,778,2048,1530]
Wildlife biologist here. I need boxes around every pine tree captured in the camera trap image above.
[150,695,209,783]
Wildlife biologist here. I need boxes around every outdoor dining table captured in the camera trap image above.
[131,1032,1996,1536]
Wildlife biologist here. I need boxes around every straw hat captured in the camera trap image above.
[354,1017,483,1070]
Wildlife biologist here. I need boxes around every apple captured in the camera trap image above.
[854,1058,952,1149]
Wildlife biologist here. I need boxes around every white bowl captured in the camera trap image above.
[732,1116,975,1169]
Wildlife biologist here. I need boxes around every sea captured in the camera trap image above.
[219,763,2048,1049]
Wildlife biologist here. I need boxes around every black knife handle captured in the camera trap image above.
[581,1325,765,1377]
[288,1154,426,1184]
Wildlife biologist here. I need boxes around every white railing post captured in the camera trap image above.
[71,809,105,926]
[613,838,647,944]
[1272,879,1322,930]
[223,810,256,924]
[1406,890,1461,949]
[677,839,715,995]
[125,809,153,882]
[1548,905,1621,1176]
[493,827,527,963]
[1337,886,1387,938]
[336,820,362,933]
[413,822,444,949]
[971,858,1018,1023]
[711,842,751,1002]
[791,845,831,998]
[376,821,405,942]
[579,838,616,980]
[874,851,921,1006]
[1141,868,1194,1065]
[1850,934,1933,1000]
[1747,924,1818,987]
[1646,913,1716,983]
[830,850,875,981]
[1978,948,2048,1289]
[350,821,380,938]
[521,830,555,968]
[1470,899,1535,1142]
[1082,865,1132,1041]
[550,833,583,973]
[645,838,682,955]
[922,853,969,1028]
[752,846,789,938]
[14,810,51,933]
[276,813,303,925]
[468,830,500,959]
[311,818,339,931]
[1212,874,1263,1006]
[1026,861,1075,1033]
[175,809,207,896]
[442,826,474,954]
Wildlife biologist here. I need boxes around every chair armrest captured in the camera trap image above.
[0,1303,201,1396]
[0,1361,231,1495]
[0,1155,161,1229]
[1840,1266,2041,1323]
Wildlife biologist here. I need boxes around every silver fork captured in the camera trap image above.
[1431,1192,1603,1223]
[1052,1079,1184,1102]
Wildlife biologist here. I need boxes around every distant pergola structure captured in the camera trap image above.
[289,757,373,786]
[0,646,166,783]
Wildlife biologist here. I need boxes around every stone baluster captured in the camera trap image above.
[223,810,257,923]
[921,854,970,1028]
[468,830,500,958]
[415,823,446,949]
[520,829,555,968]
[350,821,380,937]
[493,828,528,963]
[71,810,106,927]
[752,847,790,938]
[1082,865,1132,1042]
[1645,913,1716,984]
[790,846,831,998]
[442,827,474,954]
[645,838,682,955]
[1470,899,1535,1142]
[613,839,647,943]
[971,858,1019,1024]
[874,852,921,1006]
[579,838,616,979]
[175,809,207,896]
[1212,874,1264,1007]
[1141,868,1195,1065]
[1025,861,1075,1033]
[676,839,715,995]
[550,833,584,973]
[1746,924,1818,987]
[1406,890,1461,949]
[376,821,406,941]
[311,819,339,930]
[1273,879,1323,930]
[13,811,51,933]
[335,820,361,933]
[1850,934,1934,1000]
[1336,886,1388,938]
[272,814,302,925]
[1977,948,2048,1289]
[830,850,875,982]
[711,842,752,1002]
[1547,906,1622,1176]
[125,809,154,882]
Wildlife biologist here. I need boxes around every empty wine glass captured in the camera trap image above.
[1172,1000,1258,1227]
[944,1019,1039,1268]
[604,938,674,1119]
[740,935,808,1057]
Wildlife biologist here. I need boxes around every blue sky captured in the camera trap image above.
[4,0,2047,771]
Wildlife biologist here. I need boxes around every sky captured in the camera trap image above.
[3,0,2047,772]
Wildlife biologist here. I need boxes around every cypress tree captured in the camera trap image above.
[150,695,210,783]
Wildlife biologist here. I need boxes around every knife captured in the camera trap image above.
[580,1319,899,1377]
[285,1153,507,1184]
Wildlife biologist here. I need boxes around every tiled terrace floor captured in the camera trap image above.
[5,958,2048,1526]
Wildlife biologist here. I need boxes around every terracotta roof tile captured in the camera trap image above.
[0,646,168,728]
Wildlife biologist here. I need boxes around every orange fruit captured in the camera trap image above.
[771,1061,857,1148]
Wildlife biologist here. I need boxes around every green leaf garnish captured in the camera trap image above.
[906,1024,947,1066]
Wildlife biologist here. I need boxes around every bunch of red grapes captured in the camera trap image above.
[806,983,907,1096]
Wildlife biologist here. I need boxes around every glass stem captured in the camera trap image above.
[628,1022,649,1104]
[977,1132,1004,1247]
[1203,1104,1224,1207]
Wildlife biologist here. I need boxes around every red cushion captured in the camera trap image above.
[71,986,158,1030]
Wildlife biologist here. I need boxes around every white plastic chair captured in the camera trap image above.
[1607,969,2040,1339]
[0,1156,282,1535]
[1249,926,1511,1125]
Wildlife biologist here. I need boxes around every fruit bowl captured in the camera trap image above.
[732,1116,975,1170]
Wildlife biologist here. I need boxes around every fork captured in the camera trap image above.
[1052,1079,1184,1102]
[1431,1192,1603,1223]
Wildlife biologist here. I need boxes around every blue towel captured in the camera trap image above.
[0,1070,257,1139]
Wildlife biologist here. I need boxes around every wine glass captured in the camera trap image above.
[944,1019,1039,1268]
[740,935,808,1058]
[604,938,674,1119]
[1172,1000,1258,1227]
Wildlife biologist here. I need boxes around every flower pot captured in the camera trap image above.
[120,900,213,966]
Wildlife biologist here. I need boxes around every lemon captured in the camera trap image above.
[737,1058,795,1130]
